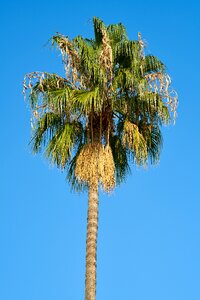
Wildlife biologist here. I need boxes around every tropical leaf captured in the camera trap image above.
[31,112,62,153]
[143,55,165,74]
[45,121,82,168]
[110,135,130,184]
[71,88,103,114]
[93,17,105,46]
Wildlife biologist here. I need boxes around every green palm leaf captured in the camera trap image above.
[45,121,82,168]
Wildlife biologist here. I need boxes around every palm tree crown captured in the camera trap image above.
[24,17,177,192]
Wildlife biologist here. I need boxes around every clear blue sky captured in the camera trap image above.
[1,1,200,299]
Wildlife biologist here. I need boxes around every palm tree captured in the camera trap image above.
[24,17,177,300]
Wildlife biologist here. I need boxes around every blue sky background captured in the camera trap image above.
[1,1,200,299]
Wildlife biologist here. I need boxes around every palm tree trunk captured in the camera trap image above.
[85,180,99,300]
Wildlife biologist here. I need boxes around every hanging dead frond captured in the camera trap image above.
[23,71,67,98]
[74,143,115,192]
[138,32,145,59]
[145,72,178,122]
[23,71,73,125]
[52,34,80,83]
[99,29,113,79]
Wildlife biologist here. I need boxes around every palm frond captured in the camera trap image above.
[107,23,128,45]
[140,124,163,164]
[72,88,103,115]
[31,112,62,153]
[73,35,106,87]
[45,121,82,168]
[114,40,140,68]
[93,17,105,46]
[143,55,165,74]
[110,135,130,184]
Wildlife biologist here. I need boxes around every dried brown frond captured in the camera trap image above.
[53,35,80,83]
[99,29,113,79]
[23,71,67,97]
[145,72,178,122]
[138,32,145,59]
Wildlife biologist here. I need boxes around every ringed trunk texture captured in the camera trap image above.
[85,181,99,300]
